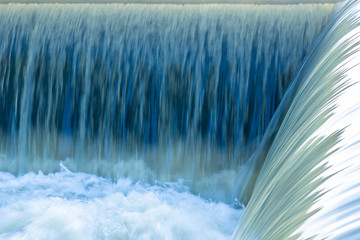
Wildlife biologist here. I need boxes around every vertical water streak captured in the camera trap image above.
[0,3,336,202]
[233,0,360,238]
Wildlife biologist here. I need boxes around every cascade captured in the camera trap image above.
[233,0,360,238]
[0,3,335,202]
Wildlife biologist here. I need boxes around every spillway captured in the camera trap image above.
[1,1,360,239]
[0,3,335,203]
[233,0,360,238]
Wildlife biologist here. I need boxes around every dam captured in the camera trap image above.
[0,0,359,239]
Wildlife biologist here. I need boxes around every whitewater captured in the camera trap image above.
[0,163,240,240]
[1,0,360,239]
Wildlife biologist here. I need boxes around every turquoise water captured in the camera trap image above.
[0,3,335,203]
[1,1,360,239]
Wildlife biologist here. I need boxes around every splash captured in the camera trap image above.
[0,165,241,240]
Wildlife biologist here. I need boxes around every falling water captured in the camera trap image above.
[0,3,336,203]
[233,0,360,238]
[3,1,360,239]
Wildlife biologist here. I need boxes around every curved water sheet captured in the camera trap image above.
[0,3,336,203]
[0,163,241,240]
[233,0,360,239]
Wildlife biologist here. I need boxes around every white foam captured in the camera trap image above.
[0,165,241,240]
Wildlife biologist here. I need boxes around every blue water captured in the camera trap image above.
[0,3,335,203]
[2,1,360,239]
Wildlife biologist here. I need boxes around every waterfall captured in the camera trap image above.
[0,3,335,203]
[2,1,360,239]
[233,0,360,238]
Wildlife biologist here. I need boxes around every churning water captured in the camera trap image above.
[1,1,360,239]
[0,163,240,240]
